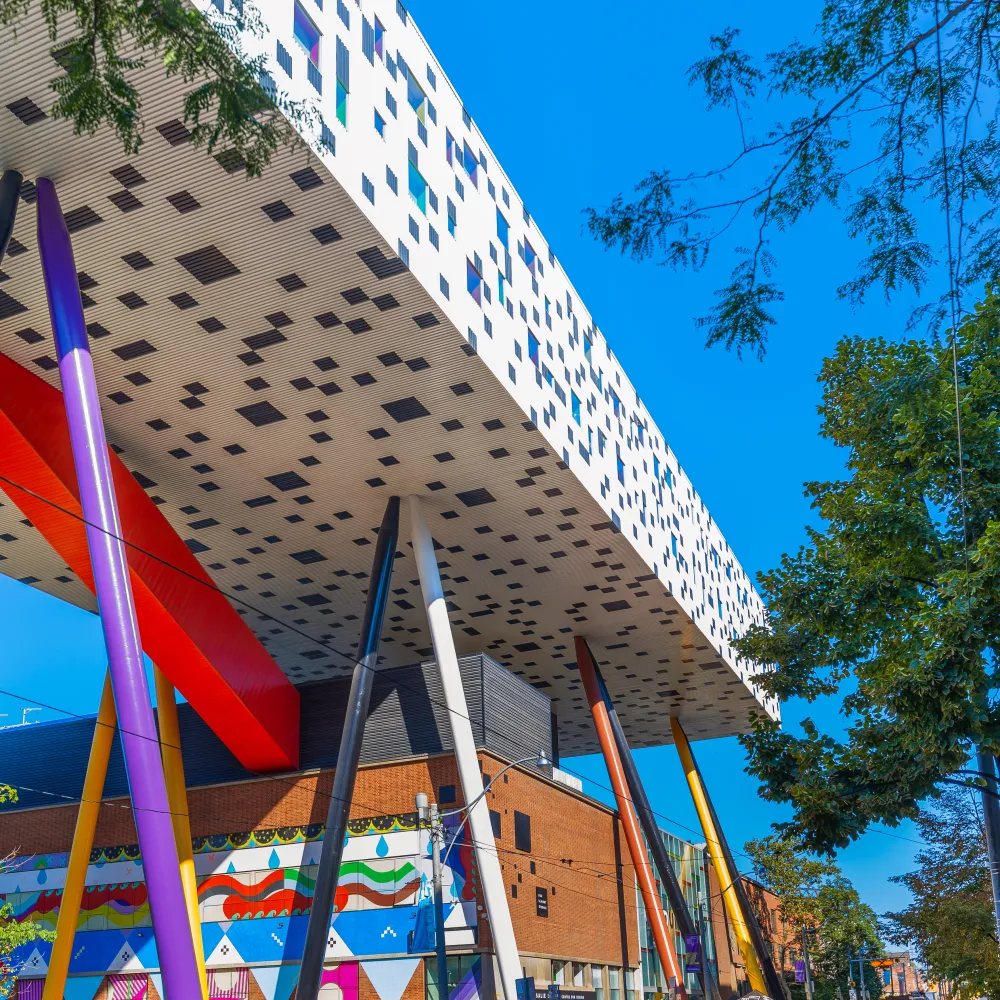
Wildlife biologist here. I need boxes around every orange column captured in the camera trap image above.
[575,637,687,997]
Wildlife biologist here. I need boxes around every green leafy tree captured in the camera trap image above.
[587,1,1000,357]
[0,0,326,177]
[734,289,1000,850]
[883,787,1000,1000]
[0,785,53,1000]
[746,835,883,1000]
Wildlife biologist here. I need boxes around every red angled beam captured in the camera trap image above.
[0,352,299,772]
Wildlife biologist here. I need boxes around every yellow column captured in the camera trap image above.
[670,717,766,993]
[154,666,209,1000]
[42,672,116,1000]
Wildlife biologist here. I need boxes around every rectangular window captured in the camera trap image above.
[385,89,397,118]
[462,140,479,185]
[374,110,386,137]
[409,215,420,242]
[467,258,482,305]
[417,120,428,145]
[455,176,464,200]
[374,16,385,58]
[335,37,349,125]
[321,122,335,154]
[276,40,292,77]
[362,16,375,62]
[428,188,438,213]
[490,809,501,838]
[617,457,625,485]
[584,334,592,363]
[407,71,427,122]
[361,174,374,203]
[528,331,540,366]
[440,274,449,298]
[429,225,439,249]
[571,392,581,425]
[336,0,349,27]
[514,811,531,852]
[408,163,427,214]
[447,197,457,236]
[522,238,537,275]
[446,129,455,165]
[496,208,509,250]
[293,1,321,63]
[386,166,397,194]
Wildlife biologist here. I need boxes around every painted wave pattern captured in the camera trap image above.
[4,859,422,928]
[200,860,421,920]
[6,883,150,931]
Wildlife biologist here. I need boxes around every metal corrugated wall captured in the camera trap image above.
[0,653,550,813]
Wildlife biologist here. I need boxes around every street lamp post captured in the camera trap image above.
[417,753,550,1000]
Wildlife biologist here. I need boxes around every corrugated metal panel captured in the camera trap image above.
[482,653,552,765]
[0,654,548,813]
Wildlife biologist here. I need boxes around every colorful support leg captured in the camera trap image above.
[36,176,201,1000]
[0,169,22,261]
[298,496,400,1000]
[587,645,721,1000]
[154,666,209,1000]
[575,638,687,997]
[671,718,785,999]
[41,672,116,1000]
[409,495,521,1000]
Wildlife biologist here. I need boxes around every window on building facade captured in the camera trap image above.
[335,37,349,125]
[293,1,321,63]
[513,810,531,851]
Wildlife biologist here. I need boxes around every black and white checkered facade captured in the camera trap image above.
[0,0,778,754]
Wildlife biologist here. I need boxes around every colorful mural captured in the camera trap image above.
[5,813,480,989]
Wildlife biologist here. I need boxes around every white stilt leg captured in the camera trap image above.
[408,495,520,1000]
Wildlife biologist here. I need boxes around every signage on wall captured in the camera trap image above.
[558,992,596,1000]
[517,978,537,1000]
[535,886,548,917]
[683,933,702,973]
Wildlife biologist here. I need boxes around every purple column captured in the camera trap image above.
[36,178,202,1000]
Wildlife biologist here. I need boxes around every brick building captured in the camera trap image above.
[0,656,690,1000]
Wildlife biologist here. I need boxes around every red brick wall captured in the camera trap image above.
[0,751,638,969]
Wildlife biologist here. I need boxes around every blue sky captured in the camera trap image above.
[0,0,936,917]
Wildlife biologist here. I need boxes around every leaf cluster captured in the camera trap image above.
[735,290,1000,850]
[0,0,328,178]
[587,1,1000,356]
[745,834,883,982]
[882,787,1000,1000]
[0,786,53,999]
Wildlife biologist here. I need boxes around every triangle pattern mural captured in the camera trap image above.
[251,964,301,1000]
[361,959,421,1000]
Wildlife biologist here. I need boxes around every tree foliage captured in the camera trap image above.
[587,1,1000,357]
[883,787,1000,999]
[735,289,1000,850]
[0,0,326,177]
[745,835,883,1000]
[0,786,53,999]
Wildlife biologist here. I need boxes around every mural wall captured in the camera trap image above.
[1,814,481,1000]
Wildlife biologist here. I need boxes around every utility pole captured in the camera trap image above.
[417,793,449,1000]
[978,752,1000,953]
[800,926,814,1000]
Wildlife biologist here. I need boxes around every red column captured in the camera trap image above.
[575,637,687,997]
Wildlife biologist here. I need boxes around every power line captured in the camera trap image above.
[0,469,758,857]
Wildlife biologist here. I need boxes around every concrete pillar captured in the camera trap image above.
[409,495,520,1000]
